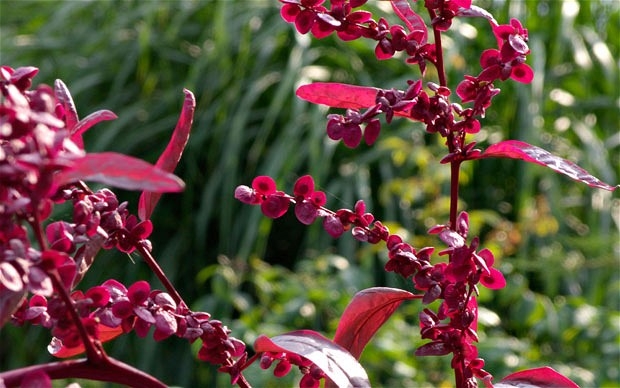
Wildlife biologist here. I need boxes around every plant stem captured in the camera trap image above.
[49,271,106,363]
[0,358,167,387]
[136,242,186,310]
[33,206,105,363]
[449,160,461,229]
[427,9,447,87]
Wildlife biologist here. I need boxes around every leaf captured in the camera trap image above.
[390,0,428,42]
[296,83,379,109]
[333,287,420,359]
[0,287,26,328]
[54,79,79,131]
[49,324,124,358]
[54,79,118,148]
[139,89,195,220]
[71,234,105,289]
[496,366,579,388]
[473,140,618,191]
[70,109,118,148]
[254,330,370,388]
[54,152,185,192]
[457,5,498,26]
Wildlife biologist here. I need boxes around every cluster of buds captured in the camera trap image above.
[260,351,326,388]
[12,278,245,366]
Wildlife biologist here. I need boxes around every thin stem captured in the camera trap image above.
[48,270,105,363]
[0,357,166,388]
[449,160,461,230]
[33,205,105,363]
[427,9,447,87]
[135,243,185,309]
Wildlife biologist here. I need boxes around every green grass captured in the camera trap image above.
[1,0,618,386]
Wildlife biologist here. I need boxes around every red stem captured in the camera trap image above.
[449,159,461,230]
[0,358,166,388]
[136,242,185,309]
[32,205,105,363]
[49,271,106,363]
[427,9,447,87]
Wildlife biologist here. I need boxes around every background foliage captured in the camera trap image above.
[1,0,618,386]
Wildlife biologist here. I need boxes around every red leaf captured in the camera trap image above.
[0,287,26,328]
[457,5,498,26]
[333,287,420,359]
[254,330,370,388]
[71,110,117,148]
[390,0,428,43]
[497,366,579,388]
[54,152,185,192]
[139,89,195,220]
[49,324,123,358]
[473,140,618,191]
[296,83,379,109]
[54,79,79,131]
[414,341,451,356]
[71,234,105,289]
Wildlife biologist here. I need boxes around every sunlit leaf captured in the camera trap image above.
[296,82,379,109]
[473,140,617,191]
[139,89,195,220]
[54,79,79,131]
[333,287,420,359]
[54,152,185,192]
[71,110,117,148]
[254,330,370,388]
[496,366,579,388]
[390,0,427,42]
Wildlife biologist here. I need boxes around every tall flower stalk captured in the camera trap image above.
[234,1,616,387]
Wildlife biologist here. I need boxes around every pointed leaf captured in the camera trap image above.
[54,152,185,192]
[49,324,123,358]
[496,366,579,388]
[458,5,498,26]
[296,83,379,109]
[473,140,617,191]
[139,89,195,220]
[333,287,420,359]
[54,79,79,131]
[0,288,26,328]
[70,110,118,148]
[71,234,105,289]
[254,330,370,388]
[390,0,428,42]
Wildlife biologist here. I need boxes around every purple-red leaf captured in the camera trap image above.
[496,366,579,388]
[458,5,498,26]
[71,110,117,148]
[296,83,379,109]
[415,341,451,356]
[54,152,185,192]
[333,287,420,359]
[254,330,370,388]
[54,79,79,131]
[0,287,26,328]
[139,89,195,220]
[71,234,105,289]
[390,0,428,43]
[473,140,618,191]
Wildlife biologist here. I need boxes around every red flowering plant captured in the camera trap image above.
[233,0,618,387]
[0,67,248,387]
[1,1,617,388]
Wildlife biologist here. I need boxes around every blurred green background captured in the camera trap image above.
[1,0,618,386]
